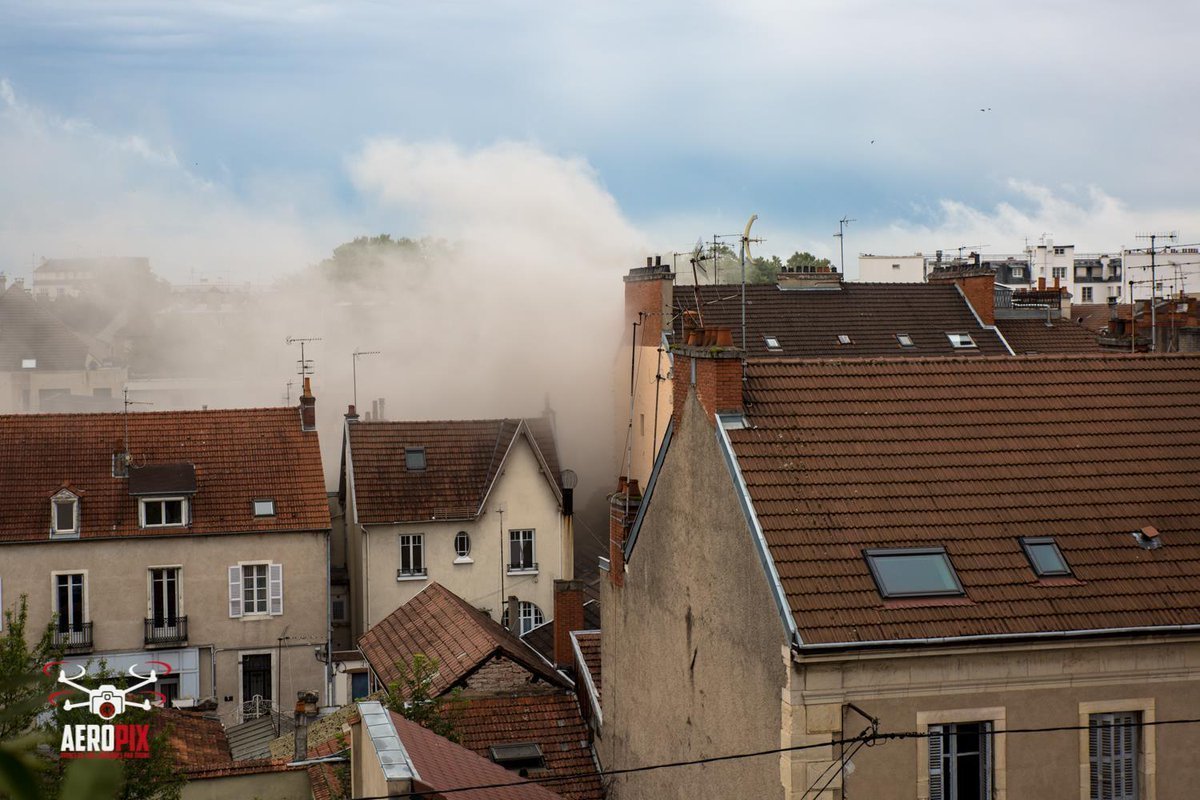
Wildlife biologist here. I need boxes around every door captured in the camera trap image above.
[241,654,272,719]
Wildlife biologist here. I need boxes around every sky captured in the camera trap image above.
[1,0,1199,280]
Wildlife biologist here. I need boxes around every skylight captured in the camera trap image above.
[490,742,545,771]
[947,332,977,348]
[837,334,853,345]
[21,358,36,369]
[253,499,276,517]
[864,548,964,599]
[404,447,426,471]
[896,333,915,347]
[764,336,782,351]
[1020,537,1071,577]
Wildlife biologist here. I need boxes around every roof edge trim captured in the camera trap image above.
[716,421,801,648]
[570,630,603,727]
[623,418,674,560]
[356,701,420,783]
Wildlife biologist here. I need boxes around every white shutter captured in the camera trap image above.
[268,563,283,616]
[228,565,243,618]
[928,726,944,800]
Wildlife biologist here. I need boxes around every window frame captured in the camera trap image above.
[454,530,473,562]
[252,499,276,517]
[896,333,915,348]
[508,529,537,573]
[1079,699,1155,800]
[1020,537,1072,577]
[947,332,978,349]
[241,563,271,615]
[918,707,1006,800]
[764,335,782,352]
[398,533,427,580]
[148,566,183,625]
[404,447,427,471]
[139,496,188,529]
[51,571,88,632]
[501,601,545,636]
[864,547,965,599]
[51,490,80,538]
[929,721,994,800]
[837,334,853,345]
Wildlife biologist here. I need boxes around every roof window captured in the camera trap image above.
[864,548,964,599]
[896,333,915,348]
[253,499,276,517]
[404,447,426,471]
[490,742,546,773]
[947,332,977,348]
[837,334,853,345]
[764,336,782,352]
[21,358,36,369]
[1020,537,1071,577]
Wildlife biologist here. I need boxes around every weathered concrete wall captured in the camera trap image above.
[789,636,1200,799]
[600,391,789,800]
[182,769,312,800]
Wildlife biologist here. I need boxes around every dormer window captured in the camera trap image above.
[405,447,426,471]
[51,490,79,537]
[140,498,187,528]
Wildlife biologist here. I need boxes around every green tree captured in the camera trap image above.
[383,655,467,744]
[317,235,428,284]
[784,251,834,273]
[748,255,783,284]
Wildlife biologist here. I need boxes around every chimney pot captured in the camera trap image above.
[646,256,653,268]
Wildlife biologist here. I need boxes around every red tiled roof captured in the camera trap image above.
[359,583,568,696]
[672,283,1010,358]
[995,317,1103,354]
[729,354,1200,645]
[0,285,91,370]
[308,761,345,800]
[571,632,601,700]
[0,406,329,543]
[456,692,603,800]
[1071,303,1118,333]
[186,757,307,781]
[390,710,565,800]
[154,708,233,775]
[348,418,561,523]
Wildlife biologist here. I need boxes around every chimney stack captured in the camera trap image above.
[293,690,319,761]
[928,269,996,326]
[671,333,743,426]
[346,404,359,422]
[299,377,316,431]
[553,580,586,670]
[607,478,641,587]
[506,595,520,634]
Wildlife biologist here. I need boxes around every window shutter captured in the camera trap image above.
[982,721,994,799]
[928,726,944,800]
[1117,714,1137,800]
[269,563,283,615]
[228,565,243,618]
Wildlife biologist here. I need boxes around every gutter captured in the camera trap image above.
[791,622,1200,658]
[952,282,1016,355]
[715,417,801,648]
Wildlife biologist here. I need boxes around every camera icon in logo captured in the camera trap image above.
[56,666,158,720]
[91,689,125,720]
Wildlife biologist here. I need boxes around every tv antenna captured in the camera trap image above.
[283,380,295,405]
[688,238,712,327]
[121,387,153,467]
[834,216,856,273]
[740,214,763,352]
[1135,231,1177,352]
[286,336,322,379]
[352,349,381,410]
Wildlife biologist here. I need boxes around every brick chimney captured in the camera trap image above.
[929,268,996,325]
[671,331,744,425]
[553,579,586,670]
[624,256,674,344]
[607,478,641,588]
[299,377,316,431]
[345,404,360,423]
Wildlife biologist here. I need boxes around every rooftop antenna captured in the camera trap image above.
[835,216,856,274]
[955,244,990,260]
[352,349,381,410]
[286,336,322,380]
[688,238,711,327]
[740,214,763,352]
[283,380,295,405]
[1135,231,1177,352]
[121,387,153,468]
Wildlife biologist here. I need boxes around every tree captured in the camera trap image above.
[0,596,58,742]
[383,655,467,744]
[784,251,834,273]
[317,235,428,285]
[748,255,783,285]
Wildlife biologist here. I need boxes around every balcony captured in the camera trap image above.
[144,616,188,647]
[507,562,539,575]
[53,623,93,654]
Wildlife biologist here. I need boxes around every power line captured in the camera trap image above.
[347,716,1200,799]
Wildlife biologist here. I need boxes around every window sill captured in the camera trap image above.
[506,568,539,576]
[453,556,474,565]
[49,531,80,540]
[396,572,428,582]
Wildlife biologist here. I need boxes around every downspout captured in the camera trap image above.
[325,530,333,707]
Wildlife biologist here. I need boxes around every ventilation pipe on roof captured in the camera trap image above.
[1134,526,1162,550]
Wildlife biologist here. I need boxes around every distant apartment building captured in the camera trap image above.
[31,256,152,299]
[857,253,925,282]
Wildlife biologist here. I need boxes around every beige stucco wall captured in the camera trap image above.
[358,433,565,629]
[600,392,789,800]
[182,769,312,800]
[0,531,328,726]
[616,271,674,491]
[786,636,1200,800]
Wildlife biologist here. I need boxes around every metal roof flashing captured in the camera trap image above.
[357,701,420,783]
[622,419,674,561]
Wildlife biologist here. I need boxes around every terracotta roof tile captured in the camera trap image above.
[729,354,1200,645]
[571,632,601,700]
[0,406,329,543]
[308,761,345,800]
[359,583,568,695]
[154,708,232,775]
[994,317,1104,354]
[390,709,565,799]
[348,418,560,523]
[672,283,1010,358]
[0,285,91,370]
[455,692,604,800]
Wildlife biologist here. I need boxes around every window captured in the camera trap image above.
[55,573,86,632]
[892,263,901,270]
[350,671,370,701]
[947,333,977,349]
[501,601,545,635]
[454,531,472,560]
[1053,266,1067,279]
[837,334,853,345]
[764,336,782,352]
[149,567,181,626]
[1054,247,1066,255]
[929,721,993,800]
[896,333,915,348]
[21,358,35,369]
[1089,712,1139,800]
[1012,267,1024,278]
[252,499,276,517]
[140,497,186,528]
[508,529,537,572]
[1082,287,1094,302]
[332,596,348,623]
[228,563,282,617]
[51,491,79,536]
[1020,537,1071,577]
[405,447,426,471]
[398,534,426,578]
[490,742,546,773]
[864,548,964,599]
[155,676,180,707]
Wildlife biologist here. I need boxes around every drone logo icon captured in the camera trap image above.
[43,660,170,759]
